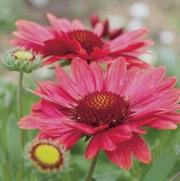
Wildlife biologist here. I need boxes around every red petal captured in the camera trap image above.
[128,134,151,164]
[107,124,132,144]
[93,22,104,37]
[90,63,104,91]
[64,120,94,134]
[104,59,127,93]
[47,13,72,32]
[43,34,81,56]
[148,120,177,130]
[59,129,82,148]
[69,30,104,53]
[101,132,117,151]
[85,134,101,159]
[43,56,64,65]
[71,60,96,94]
[106,142,132,169]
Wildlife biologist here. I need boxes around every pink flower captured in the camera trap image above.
[12,13,152,67]
[19,59,180,169]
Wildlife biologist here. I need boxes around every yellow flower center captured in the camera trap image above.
[13,50,34,61]
[88,93,113,109]
[34,144,61,165]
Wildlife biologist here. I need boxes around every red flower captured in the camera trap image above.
[19,60,180,169]
[12,13,153,67]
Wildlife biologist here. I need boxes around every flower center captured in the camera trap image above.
[29,141,63,171]
[68,30,104,53]
[73,91,130,127]
[34,144,61,165]
[13,50,34,61]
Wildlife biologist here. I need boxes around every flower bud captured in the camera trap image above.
[26,139,69,173]
[1,48,42,73]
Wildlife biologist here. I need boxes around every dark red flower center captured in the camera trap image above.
[73,91,130,127]
[68,30,104,53]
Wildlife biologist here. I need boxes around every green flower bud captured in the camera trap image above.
[1,48,42,73]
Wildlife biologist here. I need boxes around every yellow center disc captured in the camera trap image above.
[34,144,61,165]
[13,50,34,61]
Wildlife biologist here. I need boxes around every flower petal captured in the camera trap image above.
[148,120,177,130]
[85,133,101,159]
[107,124,132,144]
[71,60,96,94]
[106,142,132,169]
[101,132,117,151]
[90,62,104,91]
[59,129,83,148]
[128,134,151,164]
[47,13,72,32]
[104,59,127,93]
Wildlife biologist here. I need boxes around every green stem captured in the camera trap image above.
[170,171,180,181]
[85,154,99,181]
[17,71,24,181]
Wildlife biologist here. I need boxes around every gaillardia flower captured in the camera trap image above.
[12,13,152,67]
[19,59,180,169]
[1,48,42,73]
[27,139,69,172]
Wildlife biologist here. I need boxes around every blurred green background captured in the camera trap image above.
[0,0,180,181]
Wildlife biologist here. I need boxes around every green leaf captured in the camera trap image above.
[94,171,120,181]
[90,177,97,181]
[1,162,12,181]
[142,151,178,181]
[29,175,39,181]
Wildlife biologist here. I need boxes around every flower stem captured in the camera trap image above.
[17,71,24,181]
[85,154,99,181]
[170,171,180,181]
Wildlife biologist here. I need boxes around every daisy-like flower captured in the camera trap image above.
[12,13,152,67]
[19,59,180,169]
[27,139,69,172]
[90,13,124,40]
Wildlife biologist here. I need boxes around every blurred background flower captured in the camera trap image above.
[1,0,180,70]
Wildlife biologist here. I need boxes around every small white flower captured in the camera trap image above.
[160,31,175,45]
[29,0,50,8]
[129,2,150,18]
[127,18,143,31]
